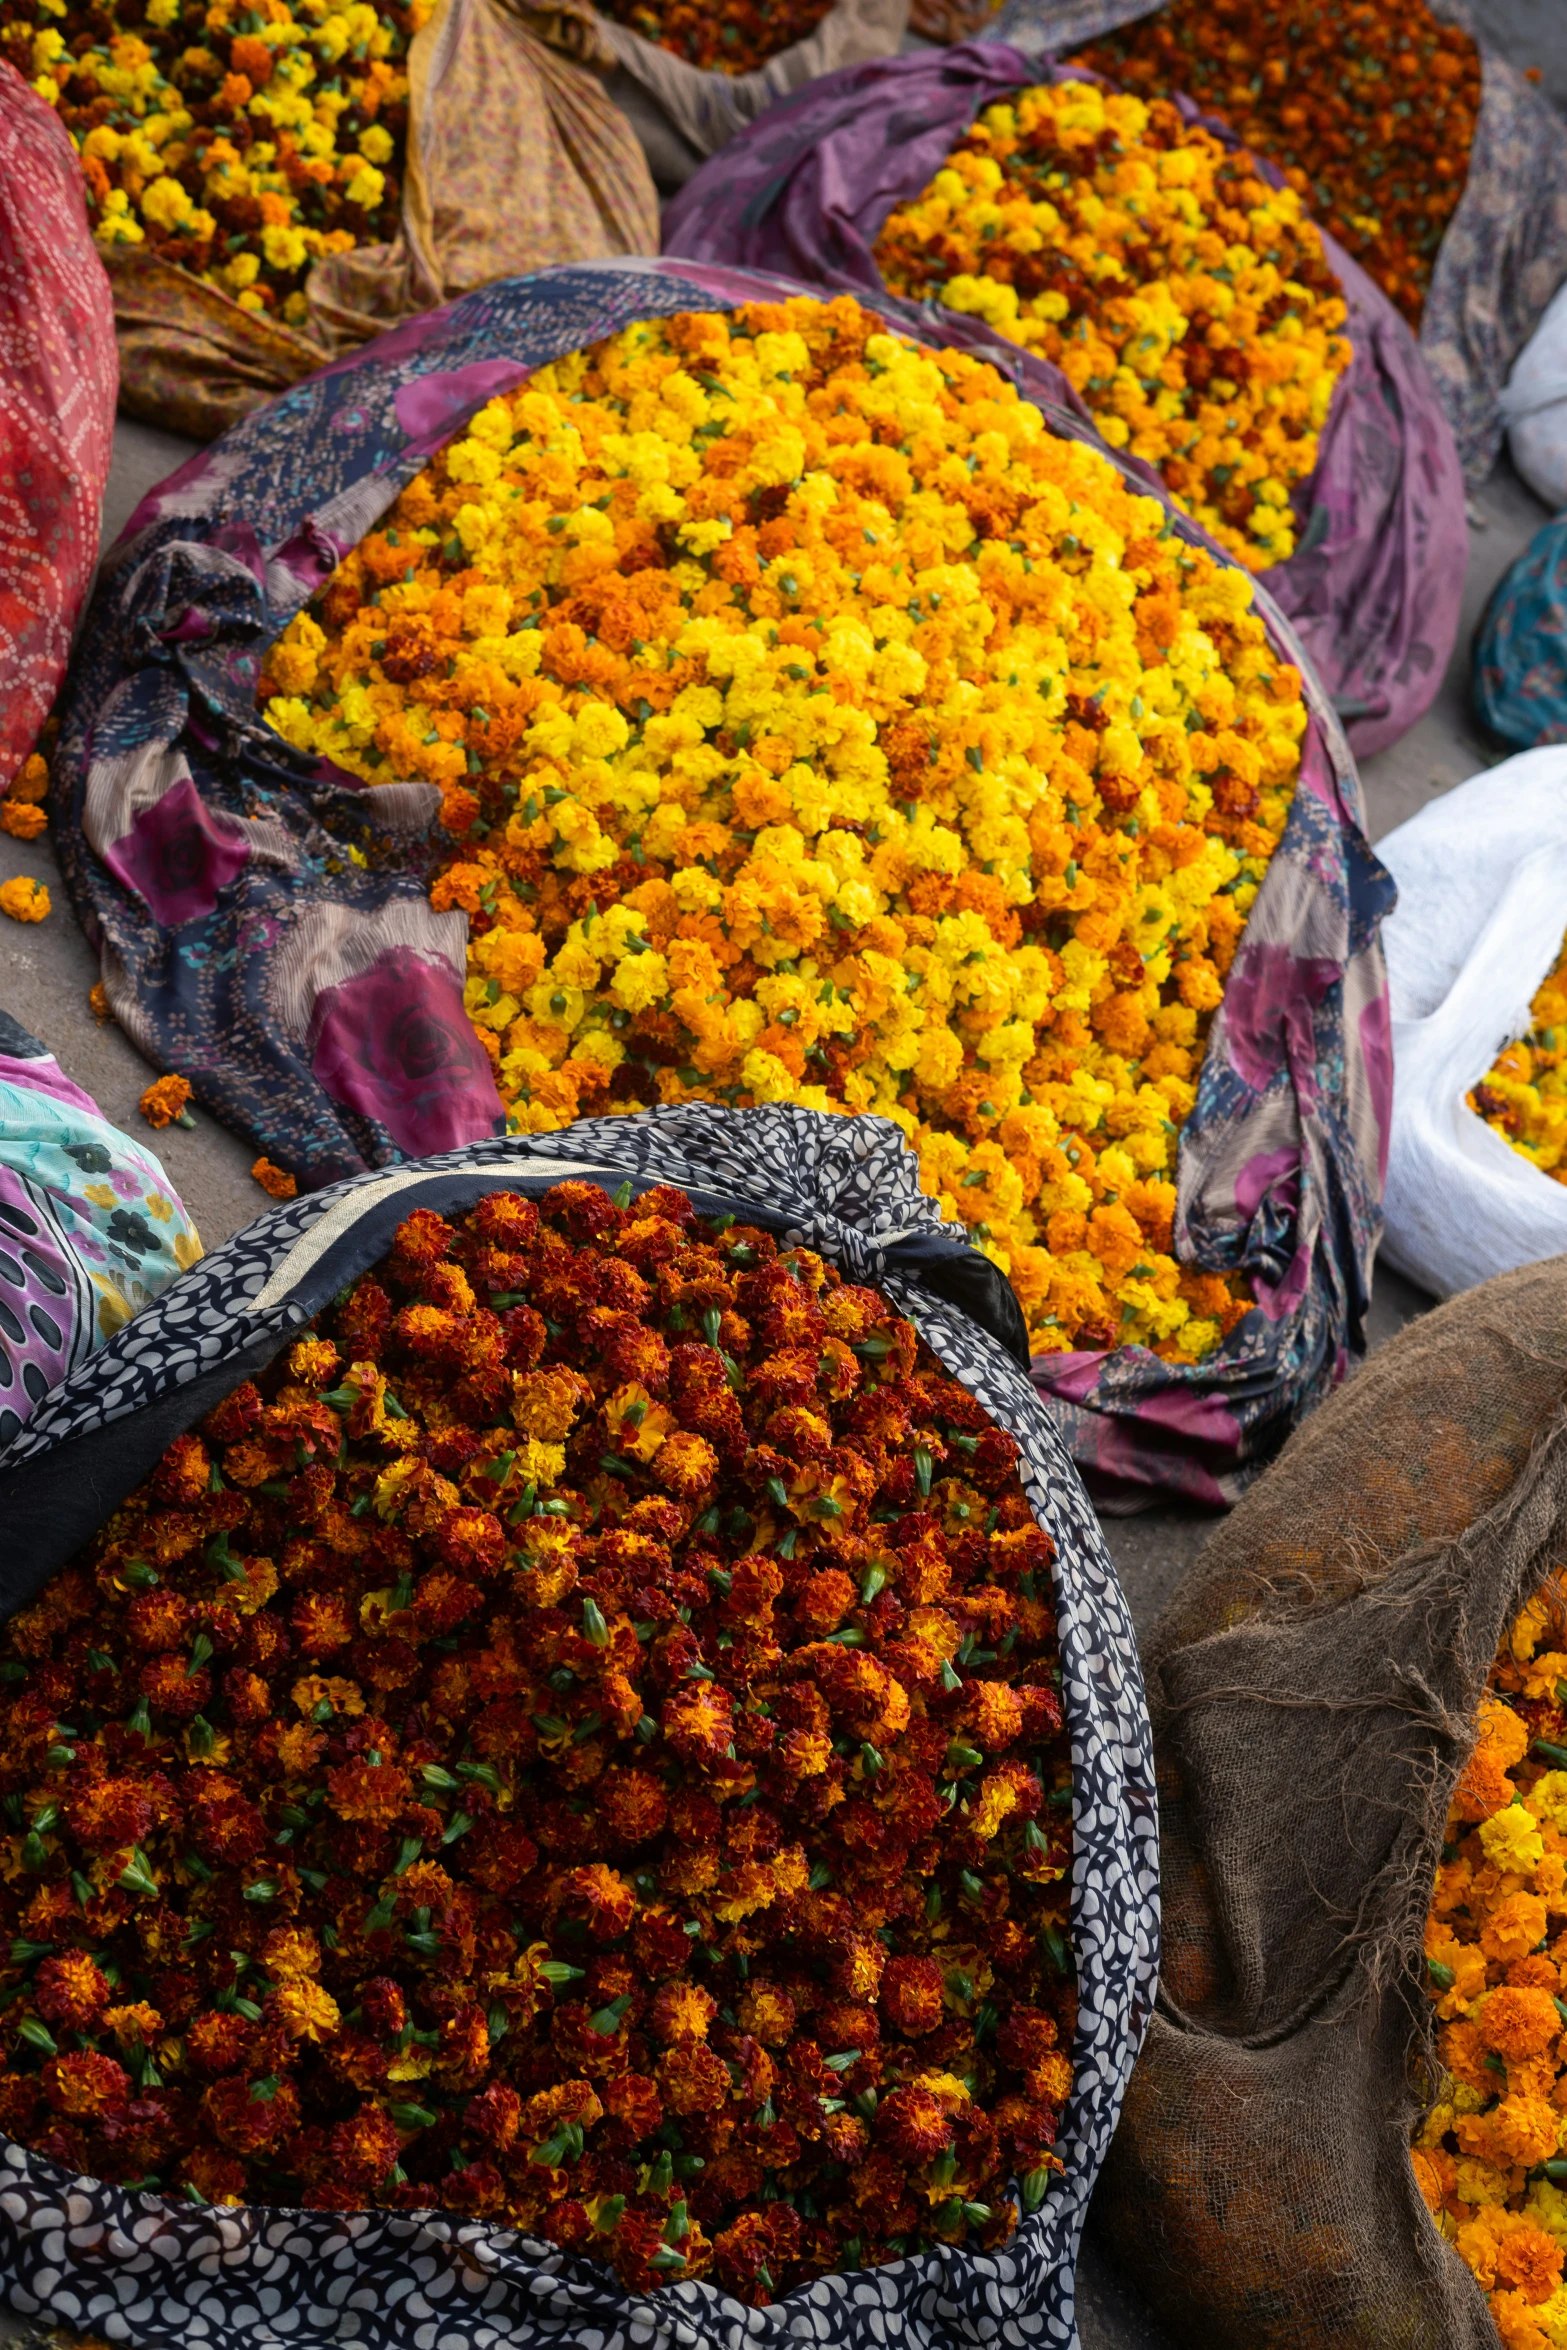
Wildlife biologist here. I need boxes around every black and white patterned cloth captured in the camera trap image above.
[0,1107,1157,2350]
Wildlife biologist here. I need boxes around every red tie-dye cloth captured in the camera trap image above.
[0,61,116,790]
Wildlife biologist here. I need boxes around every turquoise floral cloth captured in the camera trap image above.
[0,1012,201,1447]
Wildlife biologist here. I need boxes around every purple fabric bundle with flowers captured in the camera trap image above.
[662,41,1468,763]
[48,256,1391,1502]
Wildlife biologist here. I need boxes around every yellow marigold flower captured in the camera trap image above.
[1479,1804,1546,1878]
[1470,936,1567,1184]
[342,161,384,210]
[0,876,50,923]
[875,84,1351,572]
[268,296,1302,1361]
[273,1978,342,2042]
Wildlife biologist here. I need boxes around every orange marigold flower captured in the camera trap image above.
[657,2041,731,2116]
[653,1429,719,1499]
[649,1980,716,2044]
[328,2100,402,2188]
[1479,1987,1561,2063]
[1483,1892,1550,1968]
[182,2145,248,2205]
[139,1073,193,1129]
[660,1679,736,1768]
[251,1157,298,1200]
[1499,2224,1566,2304]
[326,1759,411,1824]
[0,799,47,841]
[556,1863,636,1942]
[881,1955,945,2038]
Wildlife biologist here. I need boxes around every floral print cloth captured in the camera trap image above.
[0,1011,201,1448]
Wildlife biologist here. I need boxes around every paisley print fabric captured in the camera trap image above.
[0,1106,1158,2350]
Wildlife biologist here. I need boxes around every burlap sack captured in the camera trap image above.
[1093,1255,1567,2347]
[113,0,657,442]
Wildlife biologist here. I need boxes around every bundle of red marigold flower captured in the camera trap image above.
[0,1180,1076,2302]
[593,0,834,73]
[1079,0,1481,325]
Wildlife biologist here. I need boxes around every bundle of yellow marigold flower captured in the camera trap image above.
[1414,1581,1567,2350]
[262,294,1309,1362]
[0,1181,1077,2299]
[872,81,1353,574]
[4,0,425,326]
[1468,938,1567,1185]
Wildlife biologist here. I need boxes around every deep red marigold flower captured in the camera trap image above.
[33,1951,110,2033]
[0,1181,1074,2299]
[42,2052,130,2120]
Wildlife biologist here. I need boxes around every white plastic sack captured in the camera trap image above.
[1501,276,1567,511]
[1379,745,1567,1297]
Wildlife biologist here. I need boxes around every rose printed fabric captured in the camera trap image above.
[49,255,1390,1502]
[0,1011,201,1448]
[0,1105,1157,2350]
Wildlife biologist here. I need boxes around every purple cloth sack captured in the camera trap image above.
[51,255,1392,1506]
[662,42,1468,762]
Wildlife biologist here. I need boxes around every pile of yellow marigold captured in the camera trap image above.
[262,295,1309,1362]
[873,82,1352,574]
[1468,938,1567,1186]
[1414,1583,1567,2350]
[5,0,426,325]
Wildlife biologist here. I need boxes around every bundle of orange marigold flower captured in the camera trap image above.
[1414,1580,1567,2348]
[1079,0,1482,327]
[0,1180,1076,2301]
